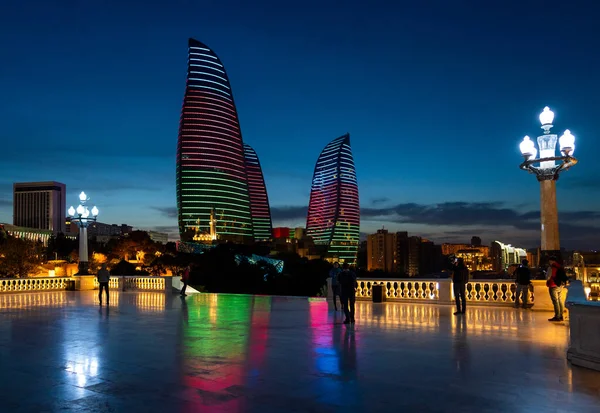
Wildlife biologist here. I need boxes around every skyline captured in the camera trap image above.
[1,1,600,249]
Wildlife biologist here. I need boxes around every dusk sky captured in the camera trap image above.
[1,0,599,249]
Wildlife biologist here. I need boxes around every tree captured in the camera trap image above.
[0,236,42,278]
[110,259,137,275]
[109,231,158,264]
[148,257,167,276]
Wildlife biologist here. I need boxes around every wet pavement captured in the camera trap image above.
[0,291,599,412]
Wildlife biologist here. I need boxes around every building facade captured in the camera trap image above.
[441,243,490,257]
[176,38,253,243]
[367,229,396,272]
[13,181,66,234]
[306,134,360,265]
[491,240,527,272]
[243,144,272,242]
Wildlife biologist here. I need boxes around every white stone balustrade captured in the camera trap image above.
[356,279,443,302]
[353,278,566,312]
[93,276,169,292]
[0,277,69,293]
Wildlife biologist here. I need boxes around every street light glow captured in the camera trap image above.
[70,191,99,275]
[539,106,554,126]
[519,136,537,159]
[559,129,575,155]
[518,106,579,260]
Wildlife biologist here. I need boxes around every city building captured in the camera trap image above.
[471,236,482,247]
[148,231,169,244]
[13,181,66,233]
[243,144,272,242]
[0,223,53,246]
[367,229,396,272]
[192,208,218,243]
[176,38,254,243]
[418,238,444,276]
[455,248,493,271]
[306,133,360,265]
[272,227,305,241]
[395,231,410,275]
[441,242,490,257]
[491,240,527,272]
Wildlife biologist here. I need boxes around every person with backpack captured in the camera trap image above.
[546,256,568,322]
[514,259,532,309]
[329,262,342,311]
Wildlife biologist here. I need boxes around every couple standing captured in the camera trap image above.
[330,263,357,324]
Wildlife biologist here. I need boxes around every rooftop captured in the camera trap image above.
[1,291,599,412]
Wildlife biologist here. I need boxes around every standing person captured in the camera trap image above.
[547,257,568,321]
[339,263,357,324]
[329,262,342,311]
[180,265,191,297]
[514,259,532,309]
[97,263,110,306]
[452,258,469,315]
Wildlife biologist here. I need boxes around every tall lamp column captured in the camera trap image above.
[518,107,578,264]
[68,191,99,275]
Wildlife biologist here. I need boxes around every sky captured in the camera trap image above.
[1,0,599,249]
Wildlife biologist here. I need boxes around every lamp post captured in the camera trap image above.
[68,191,99,275]
[518,107,578,264]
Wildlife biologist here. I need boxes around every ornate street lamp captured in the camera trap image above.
[519,107,578,263]
[68,191,99,275]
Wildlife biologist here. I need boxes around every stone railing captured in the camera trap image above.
[566,280,600,371]
[0,277,70,293]
[351,278,562,310]
[93,276,167,292]
[465,280,533,305]
[356,279,442,301]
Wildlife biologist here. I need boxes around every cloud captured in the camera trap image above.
[370,197,390,206]
[150,225,179,233]
[152,206,178,218]
[267,201,600,249]
[0,199,12,207]
[361,202,600,229]
[270,205,308,220]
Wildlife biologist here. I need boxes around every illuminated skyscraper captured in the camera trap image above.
[243,144,272,241]
[176,38,253,242]
[306,134,360,264]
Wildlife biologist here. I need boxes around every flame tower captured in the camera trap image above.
[306,133,360,264]
[176,38,253,242]
[243,144,273,241]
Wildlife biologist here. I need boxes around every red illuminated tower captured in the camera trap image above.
[306,133,360,264]
[243,143,272,241]
[176,38,253,242]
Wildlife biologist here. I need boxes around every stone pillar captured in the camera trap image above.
[77,226,89,275]
[75,275,96,291]
[162,276,173,293]
[438,279,453,304]
[539,178,561,264]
